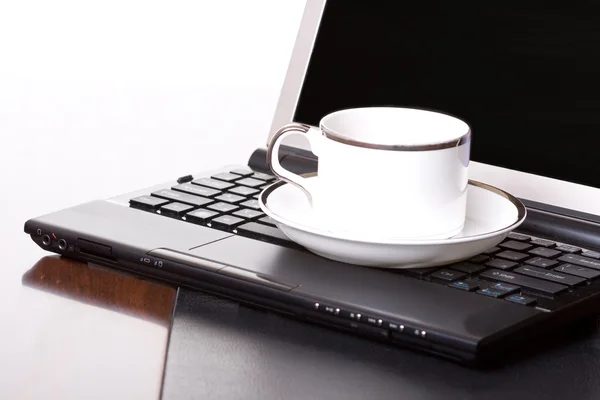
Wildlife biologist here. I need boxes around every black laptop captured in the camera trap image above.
[24,0,600,366]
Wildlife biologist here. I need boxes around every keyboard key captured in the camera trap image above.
[241,199,260,210]
[152,189,213,207]
[525,257,559,269]
[173,183,220,198]
[236,177,265,188]
[479,269,568,296]
[514,266,586,287]
[555,244,582,254]
[499,240,533,251]
[484,259,518,270]
[230,168,254,177]
[468,254,490,264]
[160,202,195,218]
[508,233,531,241]
[210,215,245,230]
[496,250,529,262]
[448,279,480,291]
[236,222,294,246]
[212,172,242,182]
[130,195,169,211]
[430,269,466,282]
[477,288,506,298]
[582,251,600,260]
[555,264,600,280]
[530,238,556,247]
[558,254,600,270]
[258,216,276,227]
[529,247,561,259]
[208,202,239,213]
[233,208,264,220]
[449,262,485,275]
[186,209,219,224]
[482,246,502,255]
[176,174,194,184]
[229,186,260,197]
[488,282,519,294]
[505,294,537,306]
[251,172,276,182]
[215,193,246,204]
[402,267,439,279]
[192,177,235,190]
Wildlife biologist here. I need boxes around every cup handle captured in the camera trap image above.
[267,123,321,204]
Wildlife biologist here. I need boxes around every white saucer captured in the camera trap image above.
[259,176,527,269]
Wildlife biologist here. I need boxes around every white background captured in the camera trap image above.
[0,0,305,221]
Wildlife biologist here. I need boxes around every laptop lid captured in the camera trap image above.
[269,0,600,217]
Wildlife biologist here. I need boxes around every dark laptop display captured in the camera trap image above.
[295,1,600,189]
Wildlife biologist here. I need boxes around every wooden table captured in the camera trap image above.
[2,243,176,399]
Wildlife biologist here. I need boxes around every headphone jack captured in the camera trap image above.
[58,239,67,250]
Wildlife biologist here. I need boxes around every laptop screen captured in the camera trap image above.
[293,1,600,190]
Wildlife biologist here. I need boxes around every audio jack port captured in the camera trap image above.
[58,239,67,250]
[42,234,51,246]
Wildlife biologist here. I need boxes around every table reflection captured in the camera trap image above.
[22,255,176,327]
[3,255,177,400]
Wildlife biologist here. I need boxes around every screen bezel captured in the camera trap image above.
[268,0,600,217]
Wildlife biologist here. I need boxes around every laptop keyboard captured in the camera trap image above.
[129,168,295,248]
[402,234,600,312]
[129,167,600,313]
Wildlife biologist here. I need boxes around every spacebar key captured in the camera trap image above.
[236,222,297,247]
[480,269,568,296]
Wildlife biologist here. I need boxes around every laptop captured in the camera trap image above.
[24,0,600,366]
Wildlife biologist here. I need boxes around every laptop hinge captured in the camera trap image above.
[247,145,317,175]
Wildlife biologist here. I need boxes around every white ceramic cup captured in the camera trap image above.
[267,107,471,240]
